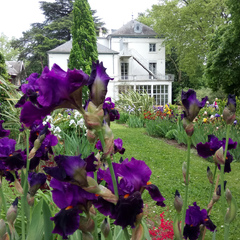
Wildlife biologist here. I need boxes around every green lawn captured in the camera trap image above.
[111,123,240,240]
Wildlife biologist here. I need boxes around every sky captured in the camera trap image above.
[0,0,159,39]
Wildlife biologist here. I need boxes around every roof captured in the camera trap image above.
[6,61,25,76]
[48,40,118,54]
[108,20,158,38]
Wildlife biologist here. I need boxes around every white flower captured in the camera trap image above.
[210,115,214,119]
[54,126,61,133]
[74,111,81,119]
[46,115,53,122]
[49,124,55,131]
[69,119,76,126]
[77,119,85,128]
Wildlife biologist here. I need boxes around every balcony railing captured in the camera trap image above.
[118,74,174,81]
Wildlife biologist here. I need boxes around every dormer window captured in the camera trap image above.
[149,43,156,52]
[134,23,142,33]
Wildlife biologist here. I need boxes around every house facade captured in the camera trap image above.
[6,61,26,86]
[48,20,174,105]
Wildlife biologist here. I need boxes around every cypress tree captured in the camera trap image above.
[68,0,98,75]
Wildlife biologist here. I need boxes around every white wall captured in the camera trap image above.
[48,53,69,71]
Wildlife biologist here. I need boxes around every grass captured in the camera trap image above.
[111,122,240,240]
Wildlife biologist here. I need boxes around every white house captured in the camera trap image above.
[48,20,174,105]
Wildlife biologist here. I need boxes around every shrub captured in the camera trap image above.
[116,90,155,116]
[116,111,129,124]
[127,115,145,128]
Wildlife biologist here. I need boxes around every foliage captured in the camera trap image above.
[205,0,240,96]
[0,33,19,61]
[115,111,129,124]
[116,90,155,117]
[127,115,146,128]
[0,77,23,139]
[138,0,228,88]
[111,123,240,240]
[0,52,8,79]
[11,0,106,76]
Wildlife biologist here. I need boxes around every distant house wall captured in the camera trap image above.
[48,53,70,72]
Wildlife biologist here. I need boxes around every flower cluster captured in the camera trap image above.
[148,212,174,240]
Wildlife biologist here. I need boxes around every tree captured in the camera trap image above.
[11,0,105,76]
[0,34,19,61]
[205,0,240,96]
[138,0,228,87]
[68,0,98,74]
[0,52,8,79]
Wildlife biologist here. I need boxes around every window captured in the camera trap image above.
[149,43,156,52]
[118,85,134,94]
[153,85,169,105]
[121,63,128,79]
[149,62,156,79]
[136,85,151,95]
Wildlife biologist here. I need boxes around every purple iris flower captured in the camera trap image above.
[181,89,208,122]
[88,61,113,107]
[113,192,143,229]
[183,202,216,240]
[0,138,26,171]
[196,135,237,173]
[18,64,89,127]
[28,172,47,196]
[44,153,97,186]
[103,97,115,110]
[103,97,120,122]
[0,121,10,138]
[94,158,165,228]
[96,138,125,155]
[44,154,87,186]
[29,120,58,160]
[114,138,125,154]
[51,207,81,239]
[50,178,97,239]
[215,113,220,118]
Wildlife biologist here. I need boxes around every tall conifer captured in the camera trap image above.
[68,0,98,74]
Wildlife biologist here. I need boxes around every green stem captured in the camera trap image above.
[21,129,30,240]
[181,136,191,235]
[208,165,217,203]
[221,124,230,217]
[0,181,7,217]
[123,228,130,240]
[98,130,119,197]
[224,223,230,240]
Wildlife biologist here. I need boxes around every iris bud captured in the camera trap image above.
[84,102,104,131]
[0,219,6,238]
[213,147,225,165]
[79,216,95,233]
[174,190,183,213]
[131,223,144,240]
[207,166,213,184]
[223,94,236,125]
[27,193,35,207]
[86,129,97,144]
[14,179,23,195]
[100,218,110,238]
[29,125,48,159]
[82,232,93,240]
[225,190,237,224]
[7,198,18,227]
